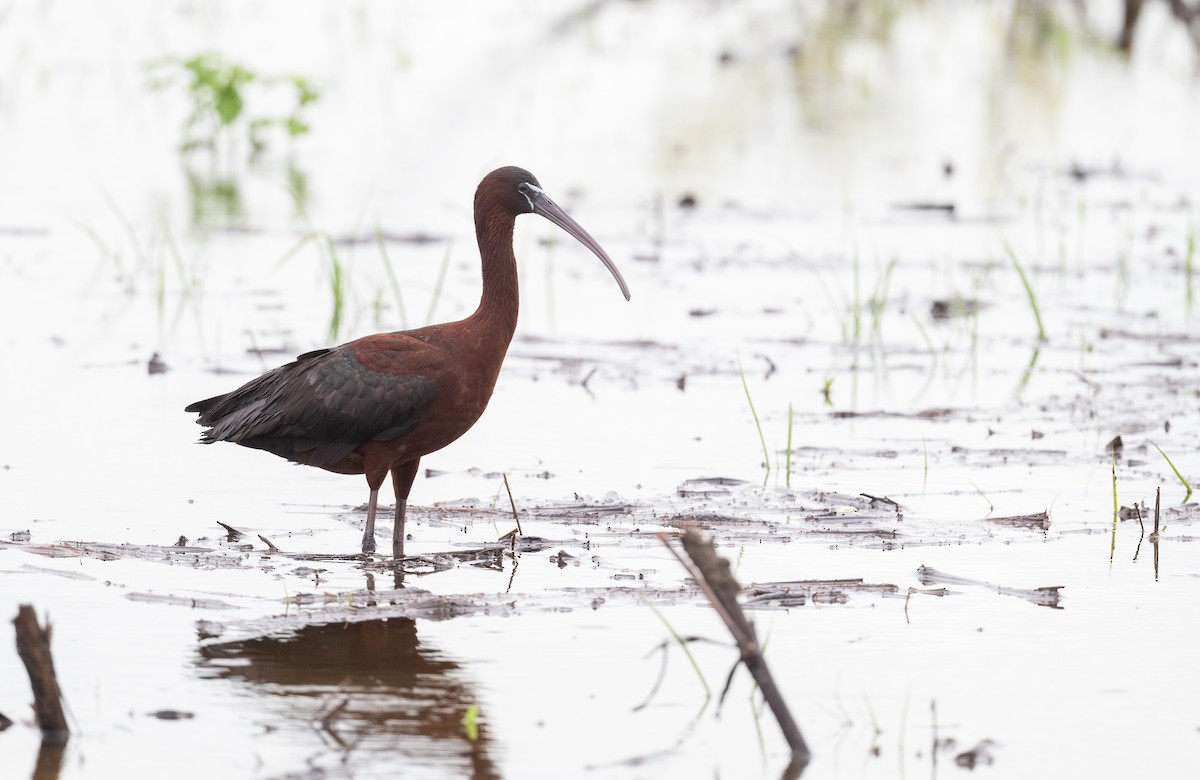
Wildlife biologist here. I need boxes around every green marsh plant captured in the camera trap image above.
[1004,241,1046,341]
[1109,452,1119,564]
[78,195,207,334]
[737,354,771,475]
[376,225,409,330]
[846,248,897,346]
[279,206,348,341]
[868,257,897,338]
[149,52,320,161]
[1149,440,1192,503]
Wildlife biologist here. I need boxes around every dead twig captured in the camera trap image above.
[659,529,811,769]
[217,520,244,540]
[860,493,898,508]
[502,473,523,535]
[1133,502,1145,562]
[13,605,69,743]
[1152,487,1161,581]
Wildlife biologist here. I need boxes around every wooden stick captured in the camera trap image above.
[1152,486,1161,580]
[13,604,69,743]
[661,529,811,768]
[502,473,523,535]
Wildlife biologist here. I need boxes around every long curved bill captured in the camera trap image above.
[526,186,631,301]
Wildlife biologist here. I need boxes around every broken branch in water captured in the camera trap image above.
[502,473,523,535]
[916,565,1063,609]
[659,528,811,772]
[13,604,69,743]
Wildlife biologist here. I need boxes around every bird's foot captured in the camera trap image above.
[361,535,377,555]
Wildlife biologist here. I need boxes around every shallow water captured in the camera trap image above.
[3,1,1200,778]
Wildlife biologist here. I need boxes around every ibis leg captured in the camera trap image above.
[361,486,380,554]
[391,459,421,557]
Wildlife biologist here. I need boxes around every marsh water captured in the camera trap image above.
[3,2,1200,778]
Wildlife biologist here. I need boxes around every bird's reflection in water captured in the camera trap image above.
[197,617,498,779]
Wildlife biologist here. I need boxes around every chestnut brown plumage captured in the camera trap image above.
[186,167,630,556]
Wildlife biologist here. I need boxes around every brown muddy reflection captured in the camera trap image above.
[198,618,497,779]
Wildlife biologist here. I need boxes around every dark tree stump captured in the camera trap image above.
[13,604,69,743]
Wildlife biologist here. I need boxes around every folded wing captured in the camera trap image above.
[186,343,439,467]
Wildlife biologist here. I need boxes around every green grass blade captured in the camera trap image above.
[375,224,407,330]
[737,354,771,473]
[1149,440,1193,503]
[326,237,345,341]
[1111,451,1118,521]
[276,230,322,267]
[1004,240,1046,341]
[1014,345,1041,398]
[851,247,862,342]
[869,257,897,336]
[1110,452,1118,564]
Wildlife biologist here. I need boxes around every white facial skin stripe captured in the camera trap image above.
[520,183,543,211]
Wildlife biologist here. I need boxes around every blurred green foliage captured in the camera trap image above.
[149,52,320,159]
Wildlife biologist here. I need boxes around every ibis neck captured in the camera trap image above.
[471,211,521,340]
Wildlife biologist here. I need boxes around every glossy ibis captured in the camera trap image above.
[186,166,630,556]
